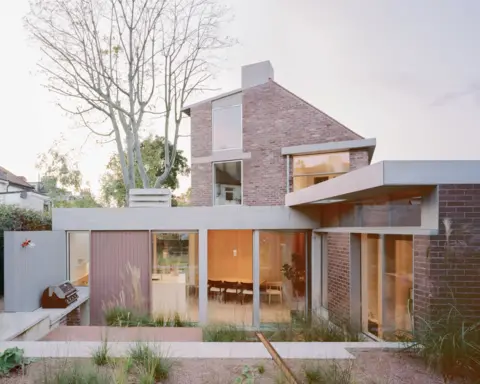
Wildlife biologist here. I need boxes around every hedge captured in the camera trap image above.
[0,205,51,231]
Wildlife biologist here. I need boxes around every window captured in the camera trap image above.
[213,161,242,206]
[212,105,242,151]
[361,234,413,340]
[292,152,350,191]
[151,232,198,322]
[68,232,90,286]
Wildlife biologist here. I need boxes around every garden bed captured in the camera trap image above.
[1,351,445,384]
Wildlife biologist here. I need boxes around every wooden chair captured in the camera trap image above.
[223,281,242,303]
[208,280,224,301]
[240,282,254,304]
[266,282,283,304]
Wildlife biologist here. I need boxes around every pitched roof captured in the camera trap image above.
[182,80,363,141]
[0,166,34,189]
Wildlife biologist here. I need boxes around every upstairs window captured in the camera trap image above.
[212,105,242,151]
[292,152,349,191]
[214,161,242,205]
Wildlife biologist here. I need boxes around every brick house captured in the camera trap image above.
[6,61,479,339]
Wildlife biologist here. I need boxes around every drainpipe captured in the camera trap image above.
[286,155,290,193]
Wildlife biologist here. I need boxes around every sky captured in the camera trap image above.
[1,0,479,197]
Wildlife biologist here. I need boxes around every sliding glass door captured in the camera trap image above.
[202,230,309,327]
[259,231,307,325]
[361,234,413,340]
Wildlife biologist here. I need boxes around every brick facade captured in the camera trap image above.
[326,233,351,325]
[190,80,366,206]
[413,184,480,326]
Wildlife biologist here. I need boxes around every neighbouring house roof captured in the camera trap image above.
[0,166,34,189]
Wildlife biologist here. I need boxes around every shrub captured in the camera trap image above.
[0,205,51,231]
[0,347,32,376]
[128,343,171,382]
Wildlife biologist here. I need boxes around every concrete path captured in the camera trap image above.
[0,341,405,360]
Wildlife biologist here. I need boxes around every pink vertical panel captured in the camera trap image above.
[90,231,150,325]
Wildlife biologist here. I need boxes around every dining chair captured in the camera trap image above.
[208,280,224,301]
[240,282,254,304]
[224,281,241,303]
[266,282,283,304]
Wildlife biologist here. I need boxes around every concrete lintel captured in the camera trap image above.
[281,138,376,157]
[286,160,480,207]
[52,206,319,231]
[192,150,252,164]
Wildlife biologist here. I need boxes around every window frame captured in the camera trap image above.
[212,160,243,206]
[67,231,91,287]
[292,151,350,191]
[211,104,243,152]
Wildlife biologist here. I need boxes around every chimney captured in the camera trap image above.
[241,60,274,89]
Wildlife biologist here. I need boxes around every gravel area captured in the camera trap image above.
[0,351,445,383]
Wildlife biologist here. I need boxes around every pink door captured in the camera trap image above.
[90,231,150,325]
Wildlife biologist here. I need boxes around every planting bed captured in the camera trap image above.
[41,326,203,342]
[1,351,445,384]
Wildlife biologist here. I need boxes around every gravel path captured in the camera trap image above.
[0,351,445,383]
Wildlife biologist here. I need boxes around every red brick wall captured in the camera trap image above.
[413,184,480,326]
[190,81,365,206]
[66,307,81,326]
[326,233,351,325]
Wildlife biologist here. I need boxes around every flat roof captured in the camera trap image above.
[285,160,480,206]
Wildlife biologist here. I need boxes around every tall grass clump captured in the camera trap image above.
[303,361,355,384]
[203,324,251,342]
[39,362,111,384]
[102,263,194,327]
[91,332,110,366]
[266,312,361,342]
[404,217,480,383]
[406,305,480,383]
[127,343,172,382]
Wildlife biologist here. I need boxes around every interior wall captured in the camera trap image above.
[208,230,253,281]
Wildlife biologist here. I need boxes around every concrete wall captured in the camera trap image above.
[52,206,319,231]
[4,231,67,312]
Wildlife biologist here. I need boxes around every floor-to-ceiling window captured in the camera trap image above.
[259,231,307,324]
[68,231,90,287]
[361,234,381,337]
[207,230,253,325]
[361,234,413,340]
[384,235,413,339]
[151,232,199,322]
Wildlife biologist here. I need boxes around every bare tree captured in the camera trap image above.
[26,0,234,203]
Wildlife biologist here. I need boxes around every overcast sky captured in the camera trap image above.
[1,0,479,196]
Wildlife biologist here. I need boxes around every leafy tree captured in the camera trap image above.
[37,147,102,208]
[101,135,189,207]
[175,187,192,206]
[26,0,234,202]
